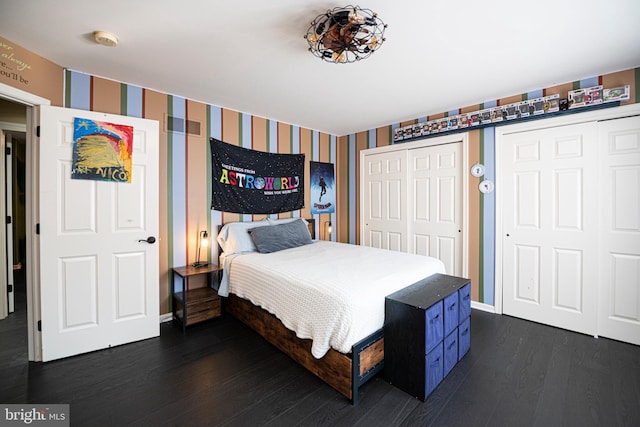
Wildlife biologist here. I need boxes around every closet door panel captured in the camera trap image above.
[598,115,640,345]
[361,138,464,276]
[362,150,407,251]
[502,122,598,336]
[408,143,463,275]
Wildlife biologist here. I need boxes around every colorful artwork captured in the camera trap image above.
[210,138,305,214]
[310,161,335,214]
[71,117,134,183]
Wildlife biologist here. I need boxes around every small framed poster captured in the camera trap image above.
[310,161,336,214]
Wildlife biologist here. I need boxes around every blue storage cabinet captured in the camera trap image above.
[384,274,471,401]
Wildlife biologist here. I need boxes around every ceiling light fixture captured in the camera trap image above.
[94,30,119,47]
[304,5,387,64]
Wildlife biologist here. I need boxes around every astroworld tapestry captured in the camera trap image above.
[210,138,305,214]
[71,117,134,183]
[310,161,335,214]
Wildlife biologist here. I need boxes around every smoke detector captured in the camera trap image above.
[94,31,119,47]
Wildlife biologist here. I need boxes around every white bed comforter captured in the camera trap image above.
[221,241,446,359]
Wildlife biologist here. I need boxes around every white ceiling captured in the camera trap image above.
[1,0,639,136]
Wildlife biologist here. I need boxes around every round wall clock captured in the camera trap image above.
[471,162,485,178]
[479,179,494,194]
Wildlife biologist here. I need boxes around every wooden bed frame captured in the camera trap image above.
[217,219,384,404]
[224,293,384,404]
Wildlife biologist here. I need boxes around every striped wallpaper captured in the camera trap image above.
[63,70,337,313]
[337,68,639,307]
[63,67,638,313]
[2,35,636,314]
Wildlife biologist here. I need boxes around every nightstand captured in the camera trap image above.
[172,264,223,333]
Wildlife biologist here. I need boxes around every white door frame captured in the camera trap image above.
[494,102,640,316]
[0,82,50,361]
[359,132,470,279]
[0,120,27,317]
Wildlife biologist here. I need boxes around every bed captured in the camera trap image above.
[217,218,446,403]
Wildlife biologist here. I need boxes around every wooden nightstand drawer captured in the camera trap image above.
[175,288,221,324]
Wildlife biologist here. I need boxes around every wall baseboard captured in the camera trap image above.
[471,301,495,314]
[160,313,173,323]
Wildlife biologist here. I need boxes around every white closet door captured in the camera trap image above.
[408,143,463,275]
[362,150,407,251]
[597,115,640,345]
[502,122,598,336]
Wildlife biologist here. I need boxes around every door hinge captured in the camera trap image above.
[6,216,11,224]
[37,320,42,331]
[36,126,40,137]
[5,146,10,156]
[7,284,12,293]
[36,223,40,234]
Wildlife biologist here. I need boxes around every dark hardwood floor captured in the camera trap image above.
[1,282,639,427]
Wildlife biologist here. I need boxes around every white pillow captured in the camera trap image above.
[217,219,269,255]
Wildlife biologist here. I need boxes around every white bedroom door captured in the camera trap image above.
[597,115,640,345]
[38,105,160,362]
[407,142,463,276]
[502,122,599,336]
[362,150,408,251]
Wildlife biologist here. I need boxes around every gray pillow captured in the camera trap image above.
[248,219,312,253]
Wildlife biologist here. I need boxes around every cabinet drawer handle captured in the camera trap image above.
[462,295,470,301]
[448,303,456,311]
[429,314,440,323]
[461,328,469,336]
[431,357,440,366]
[447,341,456,350]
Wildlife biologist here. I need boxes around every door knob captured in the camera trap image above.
[138,236,156,244]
